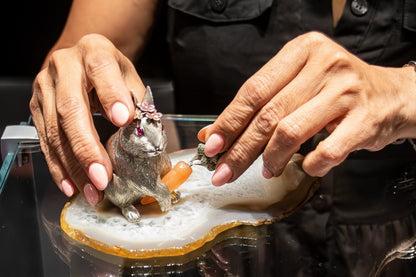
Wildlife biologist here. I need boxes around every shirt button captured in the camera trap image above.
[210,0,227,13]
[351,0,368,16]
[311,194,330,213]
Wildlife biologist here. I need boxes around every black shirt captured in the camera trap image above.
[167,0,416,114]
[164,1,416,275]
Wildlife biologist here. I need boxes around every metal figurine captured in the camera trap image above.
[104,86,178,223]
[190,143,222,171]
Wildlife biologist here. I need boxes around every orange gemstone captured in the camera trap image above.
[141,161,192,205]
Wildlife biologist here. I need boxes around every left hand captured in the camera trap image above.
[198,32,416,186]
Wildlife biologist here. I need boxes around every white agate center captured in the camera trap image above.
[61,149,318,258]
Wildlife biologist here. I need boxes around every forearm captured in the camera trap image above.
[43,0,159,68]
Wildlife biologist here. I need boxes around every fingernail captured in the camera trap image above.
[88,163,108,190]
[262,165,274,179]
[111,102,129,125]
[84,183,100,206]
[197,124,212,142]
[212,163,233,186]
[204,133,224,157]
[61,179,75,197]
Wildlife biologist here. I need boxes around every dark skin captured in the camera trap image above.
[30,0,416,205]
[30,0,158,205]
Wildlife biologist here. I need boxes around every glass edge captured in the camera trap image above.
[162,114,218,122]
[0,116,35,194]
[0,143,19,194]
[93,113,218,122]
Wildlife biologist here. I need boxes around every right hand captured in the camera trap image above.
[30,34,146,205]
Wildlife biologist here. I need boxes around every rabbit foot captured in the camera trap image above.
[122,205,141,223]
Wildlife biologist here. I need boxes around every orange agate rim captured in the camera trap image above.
[60,200,273,259]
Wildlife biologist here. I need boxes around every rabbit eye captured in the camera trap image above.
[135,127,144,136]
[162,125,165,131]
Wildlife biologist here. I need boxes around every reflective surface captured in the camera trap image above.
[1,115,416,276]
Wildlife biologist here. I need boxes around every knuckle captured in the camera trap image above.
[56,96,82,120]
[214,108,248,137]
[227,145,252,172]
[85,50,115,77]
[298,31,327,48]
[34,69,53,90]
[34,69,47,84]
[331,50,350,66]
[78,33,112,49]
[45,123,61,150]
[29,97,39,115]
[242,75,271,108]
[79,35,117,78]
[326,51,355,75]
[48,48,69,68]
[72,141,100,166]
[229,144,249,163]
[276,119,303,147]
[253,105,279,137]
[316,142,344,163]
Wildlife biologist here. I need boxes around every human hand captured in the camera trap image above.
[30,34,145,205]
[198,32,416,186]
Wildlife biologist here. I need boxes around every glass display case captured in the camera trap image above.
[1,114,416,277]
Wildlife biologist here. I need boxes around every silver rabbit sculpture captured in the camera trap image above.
[104,86,177,223]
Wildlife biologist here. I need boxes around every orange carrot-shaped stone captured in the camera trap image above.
[140,161,192,205]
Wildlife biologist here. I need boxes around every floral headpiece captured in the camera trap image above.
[131,87,164,137]
[135,102,163,121]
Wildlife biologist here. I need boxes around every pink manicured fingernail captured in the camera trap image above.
[61,179,75,197]
[84,183,100,206]
[88,163,108,190]
[262,165,274,179]
[204,133,224,157]
[111,102,129,125]
[212,163,233,186]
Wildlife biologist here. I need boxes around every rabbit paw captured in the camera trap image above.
[122,205,141,223]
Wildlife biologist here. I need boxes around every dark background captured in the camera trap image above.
[0,0,172,131]
[0,0,73,134]
[1,1,72,77]
[0,0,169,78]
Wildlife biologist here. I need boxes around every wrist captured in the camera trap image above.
[399,62,416,138]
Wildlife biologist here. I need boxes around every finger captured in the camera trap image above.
[61,179,77,197]
[83,183,104,206]
[197,124,212,142]
[262,84,351,177]
[31,71,75,196]
[302,113,369,177]
[53,129,104,204]
[40,62,103,204]
[53,133,103,205]
[204,34,313,156]
[210,56,330,185]
[118,54,147,101]
[80,35,139,126]
[198,125,224,157]
[51,49,112,193]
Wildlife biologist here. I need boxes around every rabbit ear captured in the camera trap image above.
[142,86,154,105]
